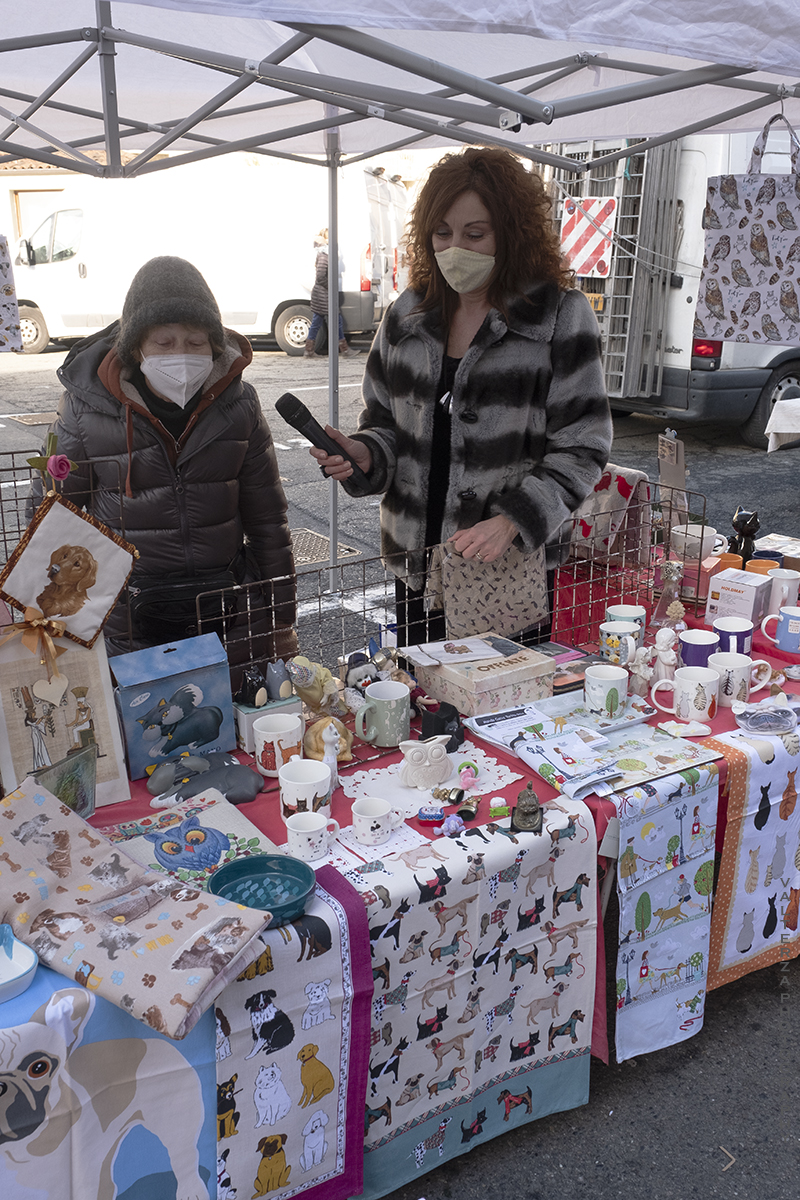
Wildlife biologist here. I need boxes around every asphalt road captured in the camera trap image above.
[0,345,797,1200]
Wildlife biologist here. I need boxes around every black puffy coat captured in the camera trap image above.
[31,326,297,678]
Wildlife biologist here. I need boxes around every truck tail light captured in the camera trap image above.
[692,338,722,359]
[361,244,372,291]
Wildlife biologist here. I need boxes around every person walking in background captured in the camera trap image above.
[305,230,361,359]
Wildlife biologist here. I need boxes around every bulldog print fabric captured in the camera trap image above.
[695,114,800,346]
[0,970,217,1199]
[702,729,800,990]
[214,867,372,1200]
[0,780,270,1038]
[344,807,597,1198]
[610,766,720,1062]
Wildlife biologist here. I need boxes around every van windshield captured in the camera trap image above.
[29,208,82,264]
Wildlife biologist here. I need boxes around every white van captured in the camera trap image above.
[8,154,407,355]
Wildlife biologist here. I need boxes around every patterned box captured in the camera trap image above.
[412,632,553,716]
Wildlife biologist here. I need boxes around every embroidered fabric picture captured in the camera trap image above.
[31,743,98,819]
[703,730,800,990]
[0,492,136,647]
[0,234,22,351]
[612,768,719,1061]
[215,868,372,1200]
[695,113,800,346]
[0,635,129,806]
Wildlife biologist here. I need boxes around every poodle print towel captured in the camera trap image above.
[0,779,270,1037]
[214,866,372,1200]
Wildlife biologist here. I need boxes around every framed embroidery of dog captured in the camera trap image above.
[0,492,137,648]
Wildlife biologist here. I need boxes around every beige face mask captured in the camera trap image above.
[434,245,496,293]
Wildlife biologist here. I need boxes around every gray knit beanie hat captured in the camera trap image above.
[115,256,225,365]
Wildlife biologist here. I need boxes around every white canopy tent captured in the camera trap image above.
[3,0,799,562]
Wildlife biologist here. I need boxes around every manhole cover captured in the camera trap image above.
[6,412,59,426]
[291,529,359,565]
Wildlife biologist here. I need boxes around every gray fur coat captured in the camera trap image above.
[344,282,612,582]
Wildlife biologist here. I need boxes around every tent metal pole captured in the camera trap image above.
[0,44,97,143]
[0,138,102,174]
[594,55,800,98]
[96,2,122,176]
[326,126,341,585]
[584,93,777,170]
[289,23,555,124]
[124,75,256,172]
[551,62,751,120]
[0,30,90,52]
[0,101,99,167]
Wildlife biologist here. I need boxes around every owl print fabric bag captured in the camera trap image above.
[695,113,800,345]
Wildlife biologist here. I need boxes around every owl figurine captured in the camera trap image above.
[398,735,453,790]
[144,814,230,870]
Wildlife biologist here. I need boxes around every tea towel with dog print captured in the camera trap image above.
[346,807,597,1199]
[611,767,719,1062]
[702,729,800,991]
[0,779,270,1038]
[695,113,800,346]
[214,866,372,1200]
[0,235,22,351]
[0,967,217,1199]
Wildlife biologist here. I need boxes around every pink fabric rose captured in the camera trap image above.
[47,454,72,481]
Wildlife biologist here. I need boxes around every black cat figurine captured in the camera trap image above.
[728,506,760,564]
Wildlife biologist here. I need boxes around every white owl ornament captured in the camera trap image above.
[398,735,453,790]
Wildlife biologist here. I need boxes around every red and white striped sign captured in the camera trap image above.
[560,196,617,278]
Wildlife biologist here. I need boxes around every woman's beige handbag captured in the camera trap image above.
[425,541,548,638]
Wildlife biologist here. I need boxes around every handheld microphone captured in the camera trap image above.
[274,392,371,490]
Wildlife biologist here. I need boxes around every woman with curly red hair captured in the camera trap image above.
[312,146,612,643]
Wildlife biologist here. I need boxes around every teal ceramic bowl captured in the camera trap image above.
[207,854,316,928]
[0,926,38,1003]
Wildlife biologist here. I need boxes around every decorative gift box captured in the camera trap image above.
[704,568,772,625]
[412,633,554,717]
[111,633,236,779]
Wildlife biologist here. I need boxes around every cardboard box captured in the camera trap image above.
[704,568,772,625]
[679,555,725,601]
[412,633,554,717]
[112,633,236,779]
[233,694,303,753]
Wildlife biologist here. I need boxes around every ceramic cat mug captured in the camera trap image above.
[285,811,339,862]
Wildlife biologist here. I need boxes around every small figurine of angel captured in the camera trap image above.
[652,626,678,685]
[629,644,655,697]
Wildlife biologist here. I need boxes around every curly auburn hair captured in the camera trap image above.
[406,146,573,320]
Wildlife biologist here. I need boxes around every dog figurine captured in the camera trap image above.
[253,1133,291,1196]
[0,988,206,1199]
[36,543,98,617]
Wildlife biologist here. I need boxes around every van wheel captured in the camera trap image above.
[742,362,800,449]
[18,305,50,354]
[275,305,312,356]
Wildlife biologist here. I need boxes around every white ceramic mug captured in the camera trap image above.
[253,712,304,778]
[678,628,720,668]
[761,606,800,654]
[767,568,800,615]
[355,681,410,747]
[285,811,340,862]
[598,621,638,665]
[713,615,754,655]
[671,523,724,560]
[584,663,629,719]
[707,651,772,707]
[350,796,405,846]
[278,759,332,823]
[605,604,647,647]
[651,666,719,720]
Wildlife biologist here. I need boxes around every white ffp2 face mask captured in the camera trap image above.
[434,245,496,294]
[140,354,213,408]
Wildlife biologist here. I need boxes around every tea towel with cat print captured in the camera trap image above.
[702,730,800,990]
[695,114,800,345]
[0,779,270,1037]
